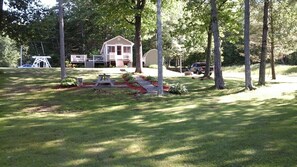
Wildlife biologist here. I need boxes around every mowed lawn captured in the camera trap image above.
[0,68,296,167]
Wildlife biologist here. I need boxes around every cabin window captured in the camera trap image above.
[108,46,115,53]
[123,46,131,53]
[117,46,122,55]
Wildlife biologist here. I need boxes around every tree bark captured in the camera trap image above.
[204,22,212,78]
[134,0,145,73]
[258,0,269,85]
[270,0,276,80]
[0,0,3,32]
[59,0,66,80]
[157,0,163,96]
[210,0,224,89]
[244,0,254,90]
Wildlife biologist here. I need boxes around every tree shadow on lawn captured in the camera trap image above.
[1,87,297,166]
[1,69,297,166]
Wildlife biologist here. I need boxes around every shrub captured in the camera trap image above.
[132,83,140,87]
[128,89,140,95]
[146,76,157,82]
[163,81,170,87]
[169,83,188,95]
[60,77,78,87]
[122,72,133,79]
[127,75,135,82]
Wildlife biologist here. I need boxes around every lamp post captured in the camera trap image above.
[157,0,163,96]
[59,0,66,79]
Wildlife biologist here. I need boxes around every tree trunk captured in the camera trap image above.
[157,0,163,96]
[204,22,212,78]
[244,0,254,90]
[134,14,143,73]
[0,0,3,32]
[210,0,224,89]
[59,0,66,80]
[270,0,276,80]
[258,0,269,85]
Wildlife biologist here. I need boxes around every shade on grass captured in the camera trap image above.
[0,68,296,166]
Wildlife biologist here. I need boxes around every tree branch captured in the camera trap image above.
[125,17,135,25]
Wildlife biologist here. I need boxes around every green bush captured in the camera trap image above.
[163,81,170,86]
[122,72,133,79]
[0,36,19,67]
[146,76,157,82]
[169,83,188,95]
[60,77,78,87]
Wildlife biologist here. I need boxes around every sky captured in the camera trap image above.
[41,0,57,8]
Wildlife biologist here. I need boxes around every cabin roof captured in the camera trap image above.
[100,36,134,53]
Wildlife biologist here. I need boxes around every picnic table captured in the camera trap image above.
[95,74,114,87]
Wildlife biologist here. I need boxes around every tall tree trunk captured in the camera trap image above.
[210,0,224,89]
[0,0,3,32]
[270,0,276,80]
[204,22,212,78]
[59,0,66,80]
[244,0,254,90]
[134,14,143,73]
[258,0,269,85]
[134,0,145,73]
[157,0,163,96]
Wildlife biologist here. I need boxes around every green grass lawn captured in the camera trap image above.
[223,64,297,75]
[0,68,296,167]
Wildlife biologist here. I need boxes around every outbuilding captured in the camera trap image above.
[100,36,134,67]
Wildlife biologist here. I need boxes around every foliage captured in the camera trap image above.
[163,81,170,87]
[169,83,188,95]
[122,72,132,79]
[1,0,48,43]
[184,52,208,67]
[146,76,157,82]
[0,36,20,67]
[284,52,297,65]
[122,72,134,82]
[60,77,77,87]
[222,40,245,66]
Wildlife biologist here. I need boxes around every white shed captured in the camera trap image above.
[143,49,158,67]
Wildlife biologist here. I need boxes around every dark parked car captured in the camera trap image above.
[189,62,213,75]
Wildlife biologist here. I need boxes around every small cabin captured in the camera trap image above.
[100,36,134,67]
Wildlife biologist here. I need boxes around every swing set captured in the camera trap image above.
[20,42,52,68]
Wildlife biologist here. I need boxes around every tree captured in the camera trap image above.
[244,0,254,90]
[59,0,66,80]
[1,0,46,41]
[258,0,269,86]
[204,23,212,78]
[210,0,224,89]
[133,0,146,73]
[0,36,19,67]
[269,0,276,79]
